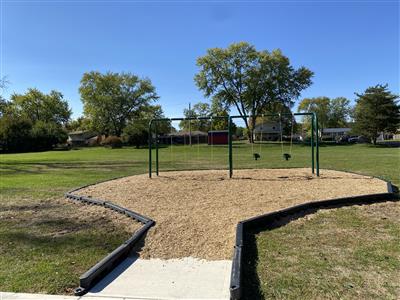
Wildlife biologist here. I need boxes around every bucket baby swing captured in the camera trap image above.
[251,113,295,162]
[280,114,295,161]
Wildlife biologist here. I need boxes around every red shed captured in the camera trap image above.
[208,130,228,145]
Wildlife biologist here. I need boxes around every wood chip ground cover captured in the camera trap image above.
[76,168,388,260]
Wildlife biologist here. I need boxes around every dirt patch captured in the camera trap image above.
[76,168,388,260]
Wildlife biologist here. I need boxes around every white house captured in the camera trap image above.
[322,128,351,140]
[253,122,282,141]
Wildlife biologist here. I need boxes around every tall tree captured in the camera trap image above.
[79,71,158,136]
[1,88,71,152]
[327,97,351,128]
[11,88,71,124]
[195,42,313,142]
[179,102,211,132]
[122,105,169,148]
[353,84,399,144]
[297,97,330,134]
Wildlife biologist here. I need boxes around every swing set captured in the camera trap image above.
[148,112,319,178]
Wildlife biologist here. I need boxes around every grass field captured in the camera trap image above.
[243,201,400,299]
[0,143,399,295]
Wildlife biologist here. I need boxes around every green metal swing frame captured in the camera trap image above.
[148,112,319,178]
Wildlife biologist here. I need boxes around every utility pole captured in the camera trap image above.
[189,102,192,146]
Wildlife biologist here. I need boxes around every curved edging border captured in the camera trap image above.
[64,177,155,296]
[229,181,399,300]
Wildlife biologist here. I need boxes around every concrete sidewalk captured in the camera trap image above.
[1,256,232,300]
[86,256,232,300]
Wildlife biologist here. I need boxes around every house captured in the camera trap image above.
[322,128,351,140]
[208,130,228,145]
[253,121,282,141]
[67,131,98,146]
[158,131,208,144]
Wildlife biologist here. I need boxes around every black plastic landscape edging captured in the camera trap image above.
[229,182,399,300]
[64,178,155,296]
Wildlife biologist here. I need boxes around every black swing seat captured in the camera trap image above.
[253,153,261,160]
[283,153,291,161]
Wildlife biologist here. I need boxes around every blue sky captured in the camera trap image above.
[1,0,399,119]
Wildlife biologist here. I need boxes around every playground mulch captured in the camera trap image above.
[76,168,388,260]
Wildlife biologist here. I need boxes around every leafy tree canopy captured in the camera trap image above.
[353,84,399,144]
[0,88,71,152]
[10,88,71,124]
[298,96,351,135]
[79,71,159,136]
[195,42,313,141]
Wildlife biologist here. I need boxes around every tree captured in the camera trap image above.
[195,42,313,142]
[11,88,71,125]
[328,97,351,128]
[297,97,330,134]
[66,117,91,132]
[179,102,211,132]
[79,71,159,136]
[297,96,351,137]
[353,84,399,145]
[0,88,71,152]
[122,105,170,148]
[0,115,33,152]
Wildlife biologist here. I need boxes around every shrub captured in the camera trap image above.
[102,136,123,148]
[122,122,148,148]
[31,121,68,151]
[0,115,33,152]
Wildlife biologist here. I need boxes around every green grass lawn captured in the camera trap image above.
[243,201,400,300]
[0,143,399,294]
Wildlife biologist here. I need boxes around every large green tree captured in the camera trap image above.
[297,96,351,136]
[122,105,170,148]
[0,88,71,152]
[195,42,313,142]
[297,97,330,134]
[353,84,399,144]
[10,88,71,124]
[179,102,211,132]
[79,71,159,136]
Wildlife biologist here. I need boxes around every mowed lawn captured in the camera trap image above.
[0,143,399,295]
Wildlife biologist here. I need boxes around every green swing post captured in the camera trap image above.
[311,114,315,174]
[315,114,320,176]
[155,123,159,176]
[148,120,153,178]
[228,116,233,178]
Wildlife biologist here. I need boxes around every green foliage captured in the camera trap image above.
[179,100,232,132]
[195,42,313,141]
[79,71,159,136]
[0,115,33,152]
[10,88,71,125]
[0,89,70,152]
[31,121,69,151]
[66,117,91,132]
[122,121,148,148]
[101,136,123,148]
[298,96,352,134]
[353,84,399,144]
[122,105,170,148]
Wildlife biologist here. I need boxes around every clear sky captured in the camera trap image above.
[1,0,399,119]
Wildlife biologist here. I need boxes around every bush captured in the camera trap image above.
[122,122,148,148]
[0,115,33,152]
[102,136,123,148]
[31,121,68,151]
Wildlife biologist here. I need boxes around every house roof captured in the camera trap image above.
[68,131,97,141]
[322,128,351,133]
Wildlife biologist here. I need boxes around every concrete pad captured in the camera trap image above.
[85,256,232,300]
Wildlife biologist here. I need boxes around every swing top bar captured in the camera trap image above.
[148,112,319,178]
